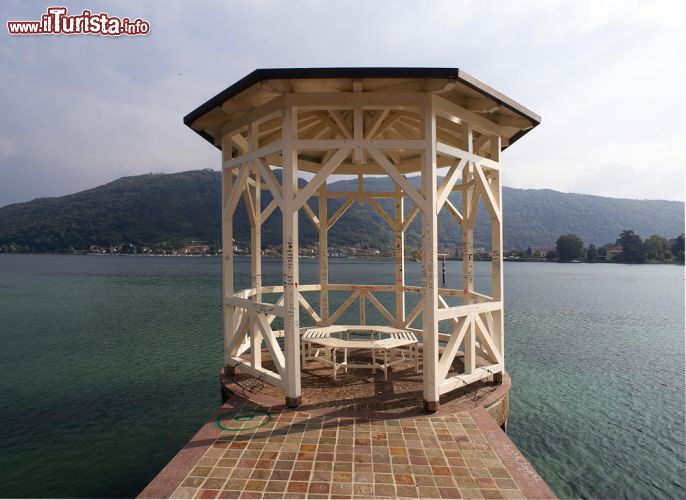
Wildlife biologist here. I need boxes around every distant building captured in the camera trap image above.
[533,248,552,258]
[475,248,492,259]
[184,241,210,255]
[607,245,623,260]
[299,246,318,256]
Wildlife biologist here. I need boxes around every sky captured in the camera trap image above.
[0,0,684,207]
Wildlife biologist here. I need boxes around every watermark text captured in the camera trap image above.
[7,7,150,36]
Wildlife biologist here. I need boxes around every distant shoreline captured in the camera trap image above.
[0,252,682,265]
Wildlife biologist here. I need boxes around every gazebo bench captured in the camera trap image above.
[301,326,419,381]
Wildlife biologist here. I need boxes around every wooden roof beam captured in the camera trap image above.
[454,97,500,113]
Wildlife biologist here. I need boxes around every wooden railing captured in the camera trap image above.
[224,283,503,392]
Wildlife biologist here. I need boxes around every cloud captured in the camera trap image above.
[0,0,683,206]
[0,137,17,159]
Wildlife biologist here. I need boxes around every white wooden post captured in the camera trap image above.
[421,98,440,412]
[359,293,366,325]
[319,181,329,325]
[462,124,476,374]
[490,135,504,380]
[352,85,364,164]
[394,184,405,327]
[282,106,302,407]
[221,135,234,371]
[249,123,262,369]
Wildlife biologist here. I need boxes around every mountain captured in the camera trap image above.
[0,169,683,252]
[0,170,221,252]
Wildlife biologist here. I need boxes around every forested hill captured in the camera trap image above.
[0,169,683,252]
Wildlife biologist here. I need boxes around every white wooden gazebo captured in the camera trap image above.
[184,68,540,411]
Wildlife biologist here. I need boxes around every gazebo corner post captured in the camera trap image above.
[220,134,235,375]
[490,134,504,383]
[394,184,405,328]
[462,124,476,375]
[319,181,329,326]
[421,96,440,412]
[282,106,302,408]
[249,124,262,370]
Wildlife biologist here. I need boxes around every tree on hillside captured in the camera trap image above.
[671,234,685,256]
[617,230,646,263]
[556,234,584,262]
[598,244,609,259]
[644,235,669,261]
[586,244,599,262]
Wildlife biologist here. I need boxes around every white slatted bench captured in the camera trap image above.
[301,326,419,381]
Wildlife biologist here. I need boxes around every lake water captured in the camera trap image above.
[0,255,683,498]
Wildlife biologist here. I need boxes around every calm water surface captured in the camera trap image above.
[0,255,683,498]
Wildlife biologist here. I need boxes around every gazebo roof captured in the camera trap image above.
[183,68,541,144]
[185,68,540,174]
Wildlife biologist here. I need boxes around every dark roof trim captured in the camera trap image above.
[184,67,541,148]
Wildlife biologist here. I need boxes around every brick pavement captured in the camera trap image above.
[141,390,554,499]
[141,355,554,499]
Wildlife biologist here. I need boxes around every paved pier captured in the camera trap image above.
[140,364,554,499]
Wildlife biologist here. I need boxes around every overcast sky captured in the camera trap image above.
[1,0,684,207]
